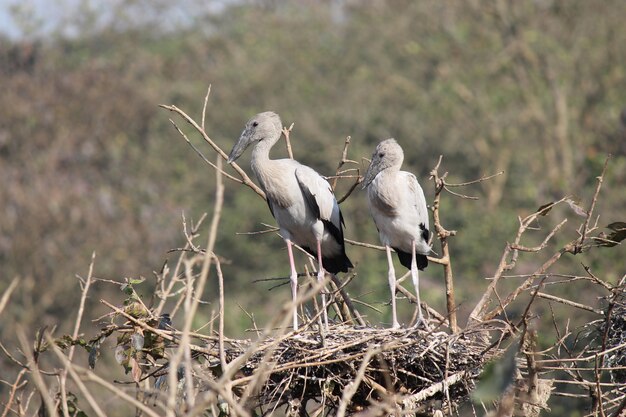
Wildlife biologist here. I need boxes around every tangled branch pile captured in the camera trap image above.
[203,325,487,414]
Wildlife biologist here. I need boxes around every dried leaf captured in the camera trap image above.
[158,313,172,330]
[115,344,128,365]
[155,375,166,390]
[120,283,133,296]
[61,392,88,417]
[597,222,626,247]
[566,197,588,217]
[536,202,555,216]
[124,300,149,318]
[87,335,104,369]
[147,333,166,358]
[131,332,145,350]
[130,357,142,382]
[608,222,626,231]
[121,277,145,297]
[88,345,99,369]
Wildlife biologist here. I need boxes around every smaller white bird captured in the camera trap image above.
[227,111,352,331]
[362,138,431,329]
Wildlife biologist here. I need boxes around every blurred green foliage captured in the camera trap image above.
[1,0,624,373]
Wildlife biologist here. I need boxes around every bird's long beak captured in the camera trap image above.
[227,134,250,164]
[361,160,380,189]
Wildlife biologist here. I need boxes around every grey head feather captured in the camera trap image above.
[227,111,282,163]
[362,138,404,188]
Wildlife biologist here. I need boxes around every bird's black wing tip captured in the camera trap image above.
[394,248,428,271]
[323,254,353,274]
[416,254,428,271]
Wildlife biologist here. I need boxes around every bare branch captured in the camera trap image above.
[167,118,242,184]
[60,252,96,417]
[331,136,353,190]
[576,154,611,253]
[160,103,266,199]
[201,84,211,131]
[430,158,458,332]
[344,238,447,265]
[445,170,505,187]
[0,278,18,316]
[535,292,604,315]
[282,122,294,159]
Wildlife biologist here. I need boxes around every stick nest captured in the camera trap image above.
[604,292,626,385]
[205,324,489,413]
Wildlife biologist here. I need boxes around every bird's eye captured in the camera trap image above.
[252,121,259,127]
[378,152,385,158]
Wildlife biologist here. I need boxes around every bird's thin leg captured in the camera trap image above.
[386,245,400,329]
[316,239,329,331]
[411,240,428,329]
[285,238,299,331]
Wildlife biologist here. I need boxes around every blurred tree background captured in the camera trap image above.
[0,0,625,412]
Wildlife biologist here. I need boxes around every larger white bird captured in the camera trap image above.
[362,138,431,329]
[227,111,352,331]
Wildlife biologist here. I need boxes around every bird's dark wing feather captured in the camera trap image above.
[394,248,428,271]
[295,166,336,222]
[265,198,276,218]
[295,166,352,273]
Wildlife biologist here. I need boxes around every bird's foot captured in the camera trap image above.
[412,316,432,331]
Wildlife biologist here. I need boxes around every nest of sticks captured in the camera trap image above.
[604,288,626,385]
[190,323,491,415]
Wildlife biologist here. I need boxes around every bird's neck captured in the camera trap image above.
[251,136,278,177]
[380,166,401,179]
[373,167,402,192]
[251,138,272,161]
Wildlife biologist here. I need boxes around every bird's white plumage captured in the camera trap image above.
[227,111,351,330]
[363,138,431,328]
[295,165,340,225]
[368,170,430,256]
[252,158,344,257]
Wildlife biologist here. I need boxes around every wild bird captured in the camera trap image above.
[227,111,352,331]
[362,138,432,329]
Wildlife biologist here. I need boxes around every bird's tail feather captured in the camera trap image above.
[394,248,428,271]
[303,246,353,274]
[322,253,353,274]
